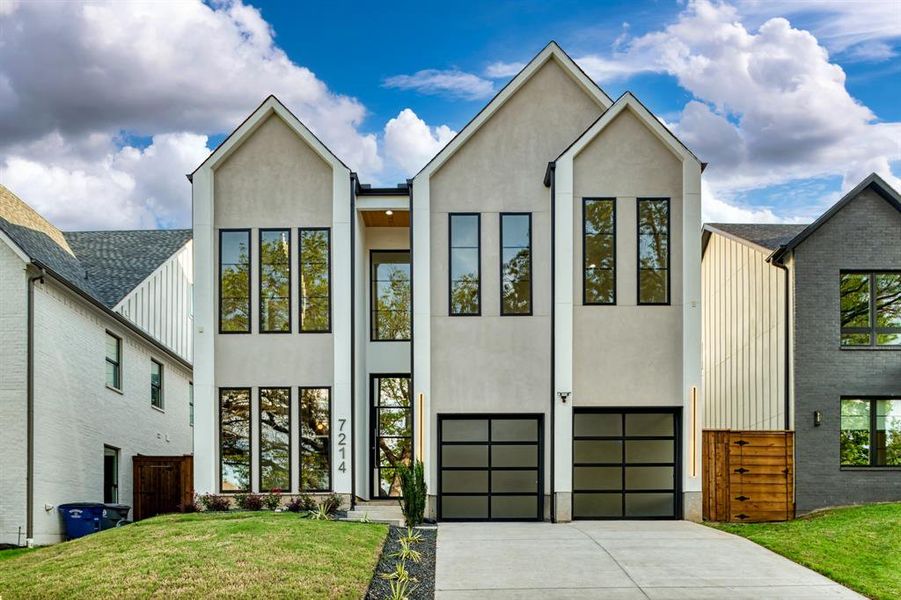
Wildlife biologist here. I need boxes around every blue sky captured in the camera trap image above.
[0,0,898,229]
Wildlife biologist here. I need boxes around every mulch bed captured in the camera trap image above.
[366,526,437,600]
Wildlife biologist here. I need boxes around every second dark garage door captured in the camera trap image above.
[573,409,680,519]
[438,415,543,521]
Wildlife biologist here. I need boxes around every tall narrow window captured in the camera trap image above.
[220,229,251,333]
[259,229,290,333]
[105,332,121,389]
[841,398,901,466]
[371,251,411,340]
[637,198,670,305]
[259,388,290,492]
[841,272,901,346]
[299,387,331,491]
[449,214,480,315]
[299,228,331,332]
[189,382,194,427]
[500,213,532,315]
[583,198,616,305]
[103,446,119,503]
[150,359,163,409]
[220,388,251,491]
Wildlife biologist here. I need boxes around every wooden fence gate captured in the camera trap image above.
[133,455,193,521]
[702,430,794,522]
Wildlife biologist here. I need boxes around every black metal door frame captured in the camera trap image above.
[369,373,413,499]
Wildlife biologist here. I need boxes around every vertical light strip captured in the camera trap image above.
[690,386,698,477]
[418,392,425,460]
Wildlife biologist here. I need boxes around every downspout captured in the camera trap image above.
[548,162,556,523]
[26,268,45,545]
[350,174,357,510]
[771,255,791,431]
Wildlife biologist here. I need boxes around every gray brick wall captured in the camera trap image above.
[792,187,901,513]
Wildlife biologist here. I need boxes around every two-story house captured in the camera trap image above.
[702,173,901,514]
[192,41,704,521]
[0,185,194,546]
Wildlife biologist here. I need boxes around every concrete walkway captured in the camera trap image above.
[434,521,864,599]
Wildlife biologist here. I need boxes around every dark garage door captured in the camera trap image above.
[573,409,680,519]
[438,415,543,521]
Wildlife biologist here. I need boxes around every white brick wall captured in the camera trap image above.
[0,248,193,545]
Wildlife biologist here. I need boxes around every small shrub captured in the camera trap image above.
[381,561,414,583]
[263,489,282,511]
[308,504,333,521]
[400,526,422,545]
[178,494,201,513]
[387,577,414,600]
[235,493,264,511]
[398,460,427,526]
[199,494,231,512]
[320,493,342,515]
[286,494,316,513]
[390,538,421,564]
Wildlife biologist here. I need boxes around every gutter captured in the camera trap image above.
[26,267,45,546]
[350,173,357,510]
[769,254,791,431]
[548,162,556,523]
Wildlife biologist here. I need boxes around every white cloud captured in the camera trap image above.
[383,69,495,100]
[701,180,804,224]
[383,109,456,176]
[484,61,525,78]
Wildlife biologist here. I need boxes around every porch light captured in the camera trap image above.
[814,411,822,427]
[385,209,394,216]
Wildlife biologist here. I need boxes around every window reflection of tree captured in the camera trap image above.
[300,388,330,491]
[300,229,330,332]
[260,231,290,332]
[260,388,290,491]
[638,200,669,304]
[221,389,250,491]
[221,233,250,332]
[376,377,411,497]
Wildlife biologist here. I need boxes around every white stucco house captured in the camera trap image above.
[0,185,194,546]
[191,41,703,522]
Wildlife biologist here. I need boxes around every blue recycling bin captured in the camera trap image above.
[58,503,104,540]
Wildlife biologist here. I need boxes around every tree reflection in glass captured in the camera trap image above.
[259,388,290,491]
[300,229,330,332]
[584,199,615,304]
[220,388,251,491]
[300,388,330,491]
[260,230,290,332]
[638,199,669,304]
[501,214,531,315]
[450,214,480,315]
[371,251,411,340]
[220,231,250,332]
[374,376,412,497]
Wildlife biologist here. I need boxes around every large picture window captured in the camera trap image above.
[841,398,901,467]
[840,272,901,346]
[220,229,251,333]
[259,229,291,333]
[500,213,531,315]
[300,387,331,491]
[105,332,121,390]
[637,198,670,305]
[220,388,251,491]
[449,214,480,315]
[583,198,616,305]
[259,388,291,492]
[299,228,331,332]
[371,250,411,341]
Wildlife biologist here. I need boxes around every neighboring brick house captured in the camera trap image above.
[0,185,194,546]
[702,173,901,514]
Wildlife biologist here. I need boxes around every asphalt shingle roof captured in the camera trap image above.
[706,223,809,252]
[0,184,191,308]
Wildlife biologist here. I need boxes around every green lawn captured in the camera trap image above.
[712,503,901,600]
[0,512,387,599]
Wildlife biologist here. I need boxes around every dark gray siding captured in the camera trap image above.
[792,187,901,513]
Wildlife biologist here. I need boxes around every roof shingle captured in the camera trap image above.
[705,223,809,252]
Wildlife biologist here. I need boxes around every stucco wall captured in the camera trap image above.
[427,58,603,493]
[792,187,901,513]
[702,234,787,429]
[571,109,684,406]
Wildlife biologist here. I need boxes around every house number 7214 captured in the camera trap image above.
[337,418,347,473]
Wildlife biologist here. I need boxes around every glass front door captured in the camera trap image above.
[371,375,413,497]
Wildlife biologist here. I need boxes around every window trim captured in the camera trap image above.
[299,386,332,492]
[105,330,122,391]
[219,387,252,493]
[150,358,164,410]
[840,270,901,348]
[258,228,292,334]
[298,227,332,334]
[258,386,292,493]
[636,197,671,306]
[840,396,901,468]
[448,213,481,317]
[218,228,252,334]
[370,249,412,342]
[582,197,617,306]
[103,445,120,504]
[499,212,533,317]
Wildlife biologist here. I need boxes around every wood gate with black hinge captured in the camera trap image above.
[133,455,193,521]
[702,430,794,522]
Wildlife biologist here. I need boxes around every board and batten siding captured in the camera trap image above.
[115,241,193,362]
[702,233,786,430]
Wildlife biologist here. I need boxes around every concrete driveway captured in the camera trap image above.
[434,521,863,599]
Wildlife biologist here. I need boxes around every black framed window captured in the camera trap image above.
[299,228,331,332]
[219,229,251,333]
[371,250,411,341]
[840,272,901,347]
[300,387,331,491]
[150,359,163,409]
[220,388,251,492]
[841,398,901,467]
[583,198,616,305]
[500,213,532,315]
[259,229,290,333]
[259,388,290,492]
[189,382,194,427]
[372,375,413,498]
[449,214,480,315]
[103,446,119,503]
[637,198,670,305]
[105,332,121,389]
